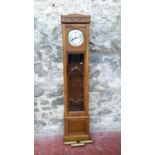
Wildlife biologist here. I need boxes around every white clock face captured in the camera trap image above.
[68,30,84,47]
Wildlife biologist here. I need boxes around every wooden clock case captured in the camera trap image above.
[61,14,90,142]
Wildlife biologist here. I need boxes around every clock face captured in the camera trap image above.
[68,30,84,47]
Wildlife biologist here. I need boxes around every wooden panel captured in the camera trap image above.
[84,24,89,115]
[62,24,68,117]
[68,111,85,117]
[68,120,86,133]
[65,117,89,135]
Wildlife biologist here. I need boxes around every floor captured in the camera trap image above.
[34,132,121,155]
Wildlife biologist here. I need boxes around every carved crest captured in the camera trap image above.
[61,14,90,24]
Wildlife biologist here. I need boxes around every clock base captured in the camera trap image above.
[64,138,93,147]
[64,116,90,142]
[64,134,90,142]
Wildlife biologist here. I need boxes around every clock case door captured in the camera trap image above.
[68,53,84,112]
[61,14,90,141]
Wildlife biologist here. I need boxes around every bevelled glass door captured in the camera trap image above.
[67,53,84,111]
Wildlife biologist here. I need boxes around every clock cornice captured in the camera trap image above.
[61,14,90,24]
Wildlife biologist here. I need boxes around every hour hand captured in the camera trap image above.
[71,37,77,41]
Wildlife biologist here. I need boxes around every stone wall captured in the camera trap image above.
[34,0,121,136]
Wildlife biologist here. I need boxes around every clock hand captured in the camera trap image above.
[75,31,76,38]
[71,37,77,41]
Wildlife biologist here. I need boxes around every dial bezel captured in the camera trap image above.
[68,29,84,47]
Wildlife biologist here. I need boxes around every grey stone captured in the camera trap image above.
[90,117,102,123]
[42,113,48,119]
[34,120,47,126]
[89,80,100,92]
[113,115,121,122]
[112,0,120,2]
[89,106,96,111]
[46,87,63,98]
[34,101,38,106]
[97,108,112,116]
[111,39,121,52]
[34,63,42,73]
[56,46,63,63]
[57,88,63,96]
[34,63,48,77]
[99,89,114,102]
[34,85,44,97]
[90,70,100,79]
[34,44,42,61]
[50,118,62,124]
[34,17,37,30]
[46,91,57,98]
[89,52,103,63]
[102,54,120,71]
[40,99,49,105]
[34,20,49,47]
[42,106,51,111]
[52,97,64,108]
[34,108,39,112]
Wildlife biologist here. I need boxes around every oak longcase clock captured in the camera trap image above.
[61,14,91,142]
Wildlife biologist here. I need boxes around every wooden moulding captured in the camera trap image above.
[64,139,93,146]
[79,140,93,144]
[64,134,90,142]
[71,143,85,147]
[64,141,77,145]
[61,14,90,24]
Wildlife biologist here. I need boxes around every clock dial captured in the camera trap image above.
[68,30,84,47]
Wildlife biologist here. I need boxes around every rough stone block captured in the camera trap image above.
[51,97,64,108]
[40,99,49,105]
[34,85,44,97]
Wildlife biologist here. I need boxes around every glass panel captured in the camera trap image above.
[67,53,84,111]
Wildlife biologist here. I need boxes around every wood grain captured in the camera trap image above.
[61,14,90,142]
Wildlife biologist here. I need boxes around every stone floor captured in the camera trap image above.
[34,132,121,155]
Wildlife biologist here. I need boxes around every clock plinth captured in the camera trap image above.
[61,14,91,142]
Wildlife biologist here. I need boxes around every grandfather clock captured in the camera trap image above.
[61,14,91,143]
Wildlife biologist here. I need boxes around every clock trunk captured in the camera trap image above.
[61,14,90,142]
